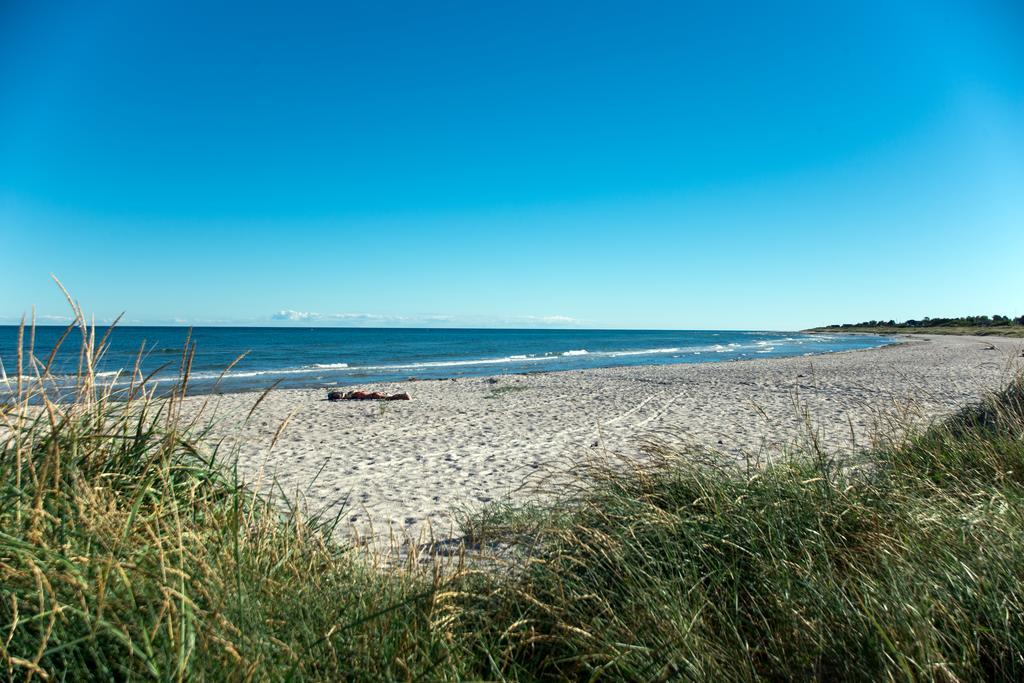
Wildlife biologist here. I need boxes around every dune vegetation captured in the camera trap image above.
[2,308,1023,680]
[813,314,1024,337]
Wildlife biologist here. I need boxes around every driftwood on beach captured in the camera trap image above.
[328,389,411,402]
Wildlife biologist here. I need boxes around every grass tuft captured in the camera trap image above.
[484,385,529,400]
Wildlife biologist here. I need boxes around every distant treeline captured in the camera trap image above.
[829,315,1024,329]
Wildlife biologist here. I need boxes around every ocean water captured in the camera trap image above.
[0,326,893,395]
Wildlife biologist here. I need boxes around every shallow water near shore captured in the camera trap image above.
[0,326,893,394]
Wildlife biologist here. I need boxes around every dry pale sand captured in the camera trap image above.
[187,334,1023,543]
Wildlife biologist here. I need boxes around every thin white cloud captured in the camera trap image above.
[531,315,584,325]
[272,310,414,323]
[274,313,413,325]
[272,309,320,322]
[268,311,587,327]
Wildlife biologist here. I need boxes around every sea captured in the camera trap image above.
[0,326,893,395]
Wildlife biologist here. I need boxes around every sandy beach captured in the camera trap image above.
[187,334,1023,542]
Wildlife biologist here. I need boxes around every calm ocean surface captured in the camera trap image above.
[0,327,893,395]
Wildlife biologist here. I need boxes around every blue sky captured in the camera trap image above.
[1,0,1022,329]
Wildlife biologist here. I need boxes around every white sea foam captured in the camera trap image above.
[0,373,51,383]
[10,333,892,392]
[130,355,558,382]
[357,355,559,371]
[176,364,356,381]
[1,370,123,385]
[607,347,681,357]
[54,340,776,386]
[70,365,349,384]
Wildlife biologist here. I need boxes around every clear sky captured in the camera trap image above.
[1,1,1022,329]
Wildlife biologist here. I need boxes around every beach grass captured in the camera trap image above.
[3,310,1024,680]
[484,384,529,399]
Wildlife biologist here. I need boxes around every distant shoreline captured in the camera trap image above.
[808,326,1024,338]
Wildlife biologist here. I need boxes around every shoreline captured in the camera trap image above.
[187,334,1023,543]
[810,326,1024,338]
[186,332,901,397]
[0,328,895,397]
